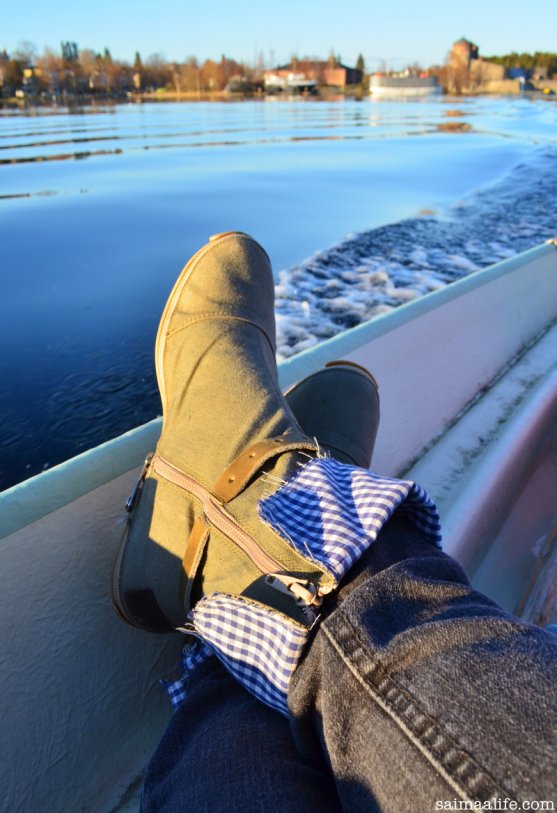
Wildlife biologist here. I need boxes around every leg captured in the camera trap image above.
[138,359,379,812]
[119,233,556,810]
[141,657,342,813]
[290,514,557,812]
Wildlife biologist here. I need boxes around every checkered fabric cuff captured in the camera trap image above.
[166,457,442,716]
[193,594,307,716]
[164,596,308,717]
[260,456,441,581]
[161,640,214,711]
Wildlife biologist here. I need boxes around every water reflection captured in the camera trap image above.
[0,97,484,167]
[436,122,473,133]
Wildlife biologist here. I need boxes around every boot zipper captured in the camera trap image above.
[125,453,154,513]
[151,453,323,619]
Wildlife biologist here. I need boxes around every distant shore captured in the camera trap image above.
[1,82,555,108]
[0,85,369,107]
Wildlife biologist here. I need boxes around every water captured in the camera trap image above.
[1,96,556,490]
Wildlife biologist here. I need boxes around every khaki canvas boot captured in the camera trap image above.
[113,232,340,633]
[113,355,380,634]
[112,233,443,718]
[284,361,379,469]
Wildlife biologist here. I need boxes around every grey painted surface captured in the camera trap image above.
[1,242,556,812]
[444,365,557,603]
[1,470,182,813]
[370,76,439,88]
[407,326,557,584]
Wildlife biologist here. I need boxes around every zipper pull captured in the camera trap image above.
[265,574,321,626]
[265,573,323,608]
[125,453,154,513]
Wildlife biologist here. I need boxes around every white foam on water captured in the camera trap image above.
[275,146,557,360]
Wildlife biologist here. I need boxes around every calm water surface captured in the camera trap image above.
[1,96,556,489]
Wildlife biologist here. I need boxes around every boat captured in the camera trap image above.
[370,72,442,98]
[264,72,318,95]
[1,238,556,812]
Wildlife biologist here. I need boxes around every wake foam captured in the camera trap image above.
[275,147,557,360]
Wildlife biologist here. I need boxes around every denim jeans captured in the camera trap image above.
[141,515,557,812]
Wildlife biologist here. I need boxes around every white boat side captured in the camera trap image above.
[264,72,317,91]
[369,75,442,98]
[1,240,556,812]
[370,85,443,98]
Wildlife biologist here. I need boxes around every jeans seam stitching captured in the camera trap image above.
[322,619,513,803]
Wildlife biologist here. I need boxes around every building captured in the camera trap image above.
[470,59,505,83]
[533,66,549,80]
[451,38,479,71]
[263,57,362,89]
[447,38,530,95]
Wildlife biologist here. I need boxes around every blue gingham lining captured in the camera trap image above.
[162,640,213,711]
[259,457,441,581]
[166,457,441,716]
[163,596,308,716]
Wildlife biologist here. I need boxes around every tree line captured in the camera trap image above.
[3,39,553,100]
[483,51,557,74]
[0,40,265,97]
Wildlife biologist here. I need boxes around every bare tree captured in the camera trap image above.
[13,40,37,66]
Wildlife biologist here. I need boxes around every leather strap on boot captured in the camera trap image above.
[181,515,210,609]
[212,436,318,503]
[183,516,210,579]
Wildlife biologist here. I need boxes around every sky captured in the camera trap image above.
[3,0,557,70]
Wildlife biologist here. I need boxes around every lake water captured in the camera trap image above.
[1,96,556,490]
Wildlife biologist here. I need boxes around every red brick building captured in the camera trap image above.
[264,57,362,88]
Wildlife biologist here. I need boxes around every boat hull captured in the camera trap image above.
[370,85,442,98]
[369,75,442,98]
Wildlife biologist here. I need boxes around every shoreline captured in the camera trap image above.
[2,84,555,109]
[0,86,366,108]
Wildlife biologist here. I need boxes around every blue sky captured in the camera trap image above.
[4,0,556,70]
